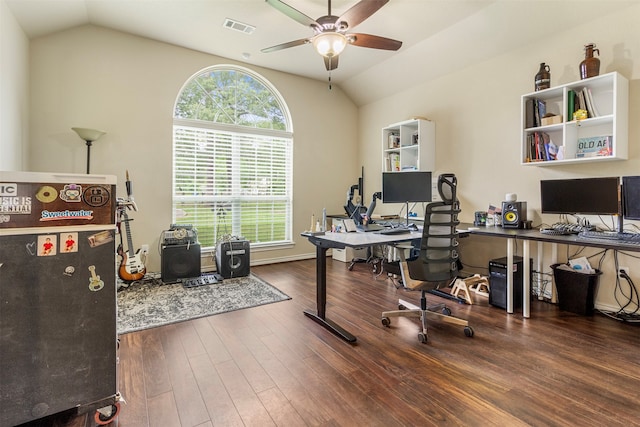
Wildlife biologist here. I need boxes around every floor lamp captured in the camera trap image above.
[72,127,106,174]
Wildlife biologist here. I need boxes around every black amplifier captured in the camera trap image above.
[162,225,198,246]
[216,239,250,279]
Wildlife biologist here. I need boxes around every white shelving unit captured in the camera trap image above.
[520,71,628,166]
[382,119,435,172]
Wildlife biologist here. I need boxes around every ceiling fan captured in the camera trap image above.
[262,0,402,71]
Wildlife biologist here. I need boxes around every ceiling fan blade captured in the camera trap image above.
[336,0,389,30]
[262,38,310,53]
[265,0,319,29]
[348,33,402,51]
[324,55,339,71]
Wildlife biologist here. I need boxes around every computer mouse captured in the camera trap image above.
[408,223,419,231]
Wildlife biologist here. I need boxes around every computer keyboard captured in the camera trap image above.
[378,227,412,235]
[577,230,640,244]
[540,228,577,236]
[540,223,584,235]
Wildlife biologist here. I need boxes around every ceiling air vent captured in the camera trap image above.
[223,18,255,35]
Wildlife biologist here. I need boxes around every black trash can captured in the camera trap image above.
[551,263,602,315]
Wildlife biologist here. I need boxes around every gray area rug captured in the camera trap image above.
[117,274,291,334]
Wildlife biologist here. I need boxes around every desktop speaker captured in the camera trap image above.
[216,240,250,279]
[502,201,527,228]
[161,243,201,283]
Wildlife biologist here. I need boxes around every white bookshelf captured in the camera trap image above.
[520,71,628,166]
[382,119,435,172]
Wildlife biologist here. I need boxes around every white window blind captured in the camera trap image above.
[173,124,292,248]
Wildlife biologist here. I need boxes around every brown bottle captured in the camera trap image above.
[534,63,551,91]
[579,43,600,79]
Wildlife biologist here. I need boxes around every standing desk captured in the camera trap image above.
[303,225,640,341]
[467,226,640,318]
[302,230,423,343]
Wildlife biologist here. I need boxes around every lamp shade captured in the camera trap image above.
[313,32,347,57]
[72,127,106,142]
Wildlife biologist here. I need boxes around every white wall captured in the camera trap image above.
[0,0,29,171]
[358,4,640,311]
[28,25,358,272]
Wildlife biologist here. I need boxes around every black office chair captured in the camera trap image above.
[381,173,474,343]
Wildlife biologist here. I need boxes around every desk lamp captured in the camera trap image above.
[72,127,106,174]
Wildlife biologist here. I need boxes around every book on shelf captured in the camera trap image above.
[567,89,575,119]
[581,87,596,118]
[535,98,546,127]
[576,135,612,158]
[585,87,600,117]
[391,153,401,171]
[526,131,557,162]
[525,98,535,128]
[576,90,586,112]
[525,97,549,128]
[571,87,599,119]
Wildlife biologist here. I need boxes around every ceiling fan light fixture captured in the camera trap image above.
[313,32,347,57]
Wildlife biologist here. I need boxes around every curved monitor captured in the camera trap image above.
[540,177,620,215]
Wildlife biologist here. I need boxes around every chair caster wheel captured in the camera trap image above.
[418,332,428,343]
[381,317,391,327]
[464,326,474,337]
[95,402,121,425]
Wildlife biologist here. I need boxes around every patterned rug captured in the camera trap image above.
[117,274,291,334]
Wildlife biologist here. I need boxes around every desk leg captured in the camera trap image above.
[551,243,558,303]
[303,245,357,343]
[507,238,514,314]
[523,239,530,318]
[537,243,544,300]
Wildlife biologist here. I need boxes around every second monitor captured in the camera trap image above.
[382,171,432,203]
[382,171,432,226]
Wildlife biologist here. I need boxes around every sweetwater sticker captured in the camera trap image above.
[0,183,32,214]
[40,209,94,221]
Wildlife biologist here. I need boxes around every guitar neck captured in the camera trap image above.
[123,212,135,253]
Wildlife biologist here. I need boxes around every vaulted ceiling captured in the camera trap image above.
[5,0,636,105]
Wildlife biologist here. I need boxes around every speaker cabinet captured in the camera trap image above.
[216,240,250,279]
[161,243,201,283]
[502,201,527,228]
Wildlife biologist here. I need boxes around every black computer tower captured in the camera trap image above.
[489,256,532,310]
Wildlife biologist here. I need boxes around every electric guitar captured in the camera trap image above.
[118,209,146,282]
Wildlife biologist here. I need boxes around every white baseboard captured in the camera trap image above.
[201,252,317,273]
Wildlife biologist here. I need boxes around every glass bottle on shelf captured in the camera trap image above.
[534,63,551,91]
[579,43,600,79]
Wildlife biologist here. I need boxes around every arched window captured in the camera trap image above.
[173,65,293,249]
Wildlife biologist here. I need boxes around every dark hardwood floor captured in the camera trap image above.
[18,258,640,426]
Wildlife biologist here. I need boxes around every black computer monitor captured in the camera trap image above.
[622,176,640,220]
[540,177,620,215]
[382,171,432,203]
